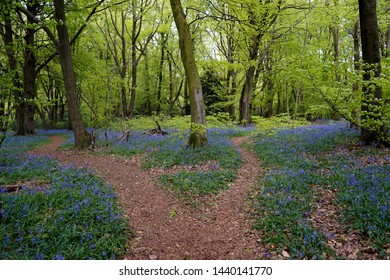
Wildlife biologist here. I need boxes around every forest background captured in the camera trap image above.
[0,0,389,261]
[0,0,389,144]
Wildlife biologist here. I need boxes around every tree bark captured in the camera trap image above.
[1,2,22,133]
[358,0,387,145]
[170,0,208,147]
[330,25,341,82]
[263,80,274,118]
[262,55,274,118]
[226,34,236,120]
[239,34,260,124]
[119,11,128,117]
[156,32,167,115]
[21,16,37,135]
[14,0,39,135]
[128,0,139,117]
[352,20,360,92]
[53,0,91,149]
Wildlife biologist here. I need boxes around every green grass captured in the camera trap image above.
[160,170,237,198]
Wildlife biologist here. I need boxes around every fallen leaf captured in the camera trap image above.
[282,250,290,258]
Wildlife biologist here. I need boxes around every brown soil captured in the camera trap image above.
[29,135,266,260]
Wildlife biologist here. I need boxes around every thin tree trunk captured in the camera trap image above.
[129,0,139,117]
[170,0,208,147]
[54,0,91,149]
[285,82,290,117]
[120,11,128,117]
[276,89,281,115]
[353,20,360,92]
[226,35,236,119]
[293,86,300,120]
[263,55,274,118]
[129,43,137,117]
[263,80,274,118]
[331,25,341,82]
[143,50,152,116]
[156,32,167,115]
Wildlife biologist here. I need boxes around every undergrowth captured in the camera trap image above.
[251,122,389,259]
[0,134,128,260]
[87,124,251,199]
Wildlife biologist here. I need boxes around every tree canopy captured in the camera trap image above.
[0,0,389,146]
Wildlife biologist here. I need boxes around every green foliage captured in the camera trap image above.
[251,115,309,136]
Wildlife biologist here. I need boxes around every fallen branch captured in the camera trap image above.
[144,121,169,136]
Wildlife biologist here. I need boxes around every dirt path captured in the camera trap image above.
[29,135,264,259]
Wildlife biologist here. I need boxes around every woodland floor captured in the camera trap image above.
[27,135,388,260]
[29,135,267,260]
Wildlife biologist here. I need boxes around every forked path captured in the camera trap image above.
[30,135,264,259]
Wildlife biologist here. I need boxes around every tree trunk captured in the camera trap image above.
[358,0,387,145]
[330,25,341,82]
[263,55,274,118]
[239,33,260,124]
[21,27,36,135]
[129,44,137,117]
[15,0,39,135]
[128,0,139,117]
[263,79,274,118]
[54,0,91,149]
[143,50,152,116]
[2,3,22,133]
[386,24,390,58]
[0,63,5,131]
[276,89,281,115]
[156,32,167,115]
[226,35,236,120]
[293,86,300,120]
[285,82,290,117]
[170,0,208,147]
[353,20,360,92]
[120,12,128,117]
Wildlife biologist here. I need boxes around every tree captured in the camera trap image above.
[0,1,21,133]
[358,0,388,145]
[170,0,208,147]
[10,0,43,135]
[237,0,281,124]
[129,0,158,117]
[98,9,130,117]
[53,0,91,149]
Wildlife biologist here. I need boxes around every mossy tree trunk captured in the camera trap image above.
[54,0,91,149]
[358,0,388,145]
[170,0,208,147]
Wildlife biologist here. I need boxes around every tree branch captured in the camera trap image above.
[16,5,59,46]
[36,0,106,73]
